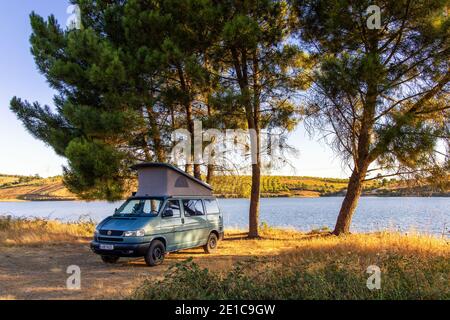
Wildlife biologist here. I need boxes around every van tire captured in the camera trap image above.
[203,233,218,254]
[145,240,165,266]
[101,255,120,264]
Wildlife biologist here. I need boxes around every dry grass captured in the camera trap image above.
[1,216,447,256]
[0,216,95,246]
[0,218,448,299]
[134,227,449,300]
[222,227,449,257]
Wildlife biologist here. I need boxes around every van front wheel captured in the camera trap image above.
[203,233,218,254]
[145,240,165,266]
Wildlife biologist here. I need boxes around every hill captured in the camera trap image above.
[0,175,75,201]
[0,173,447,201]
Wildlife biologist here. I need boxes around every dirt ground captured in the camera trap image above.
[2,229,446,300]
[0,232,296,300]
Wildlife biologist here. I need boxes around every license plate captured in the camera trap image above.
[100,244,114,250]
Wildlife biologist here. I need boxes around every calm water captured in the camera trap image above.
[0,197,448,235]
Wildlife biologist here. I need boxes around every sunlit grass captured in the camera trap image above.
[0,216,95,246]
[222,226,449,257]
[2,217,448,299]
[134,226,449,300]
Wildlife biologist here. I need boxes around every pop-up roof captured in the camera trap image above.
[130,163,213,197]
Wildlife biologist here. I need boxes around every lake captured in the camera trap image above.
[0,197,448,236]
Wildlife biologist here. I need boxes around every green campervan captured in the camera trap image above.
[90,163,224,266]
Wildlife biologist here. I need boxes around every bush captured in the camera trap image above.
[132,254,449,300]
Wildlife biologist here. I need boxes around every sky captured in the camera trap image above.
[0,1,348,179]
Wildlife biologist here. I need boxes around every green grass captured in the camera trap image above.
[132,228,449,300]
[132,254,449,300]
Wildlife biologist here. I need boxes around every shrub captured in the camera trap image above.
[132,254,449,300]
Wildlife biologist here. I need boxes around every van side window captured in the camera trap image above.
[164,200,181,218]
[182,199,205,216]
[204,199,220,214]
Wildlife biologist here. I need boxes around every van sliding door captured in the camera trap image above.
[160,199,183,251]
[181,199,209,247]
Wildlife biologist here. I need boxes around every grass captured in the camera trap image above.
[1,217,448,299]
[0,215,95,246]
[132,227,450,300]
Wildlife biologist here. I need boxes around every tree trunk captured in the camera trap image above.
[149,119,165,163]
[248,50,261,238]
[248,158,261,238]
[177,65,202,181]
[333,38,378,235]
[185,163,193,175]
[193,163,201,180]
[206,164,214,184]
[146,107,165,162]
[230,48,261,238]
[333,162,369,235]
[244,112,261,239]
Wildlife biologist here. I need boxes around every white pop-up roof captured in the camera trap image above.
[130,163,213,197]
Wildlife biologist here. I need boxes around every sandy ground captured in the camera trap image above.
[0,244,227,300]
[1,230,447,300]
[0,233,293,300]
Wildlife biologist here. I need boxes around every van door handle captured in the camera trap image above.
[181,218,185,224]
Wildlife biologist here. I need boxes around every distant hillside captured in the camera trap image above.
[210,175,449,198]
[0,173,447,201]
[0,175,75,201]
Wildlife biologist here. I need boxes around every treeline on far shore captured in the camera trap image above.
[0,174,447,201]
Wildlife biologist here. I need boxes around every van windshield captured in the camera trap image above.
[114,198,163,216]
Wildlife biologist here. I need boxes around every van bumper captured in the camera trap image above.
[219,231,224,240]
[90,241,150,257]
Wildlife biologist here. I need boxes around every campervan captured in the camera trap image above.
[90,163,224,266]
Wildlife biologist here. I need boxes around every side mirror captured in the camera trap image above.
[114,208,118,214]
[163,209,173,217]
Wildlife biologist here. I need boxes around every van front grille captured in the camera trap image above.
[99,230,124,236]
[98,237,123,242]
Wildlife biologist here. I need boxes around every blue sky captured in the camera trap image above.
[0,1,347,178]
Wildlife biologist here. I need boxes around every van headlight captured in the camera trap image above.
[123,229,145,237]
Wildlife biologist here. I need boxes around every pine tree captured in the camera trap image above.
[292,0,449,234]
[10,0,217,198]
[210,0,310,237]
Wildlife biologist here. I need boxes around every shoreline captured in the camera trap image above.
[1,194,449,202]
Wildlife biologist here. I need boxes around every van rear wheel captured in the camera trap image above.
[145,240,165,266]
[203,233,218,254]
[101,255,120,264]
